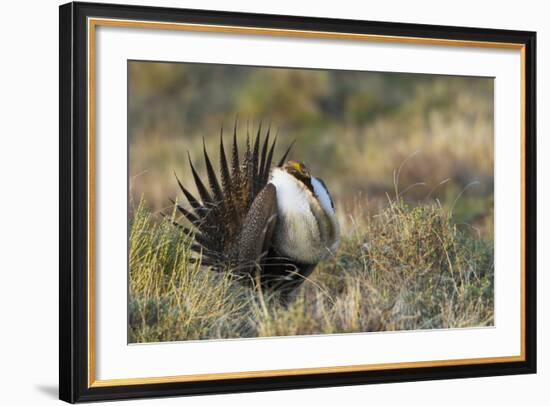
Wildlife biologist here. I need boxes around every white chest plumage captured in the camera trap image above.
[269,168,340,264]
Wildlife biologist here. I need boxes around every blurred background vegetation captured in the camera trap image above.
[128,61,494,237]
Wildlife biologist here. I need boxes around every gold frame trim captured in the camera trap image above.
[87,17,527,388]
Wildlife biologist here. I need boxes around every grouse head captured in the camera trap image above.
[281,160,313,191]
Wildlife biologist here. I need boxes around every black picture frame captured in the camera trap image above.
[59,1,537,403]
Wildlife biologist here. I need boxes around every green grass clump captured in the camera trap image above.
[128,198,493,343]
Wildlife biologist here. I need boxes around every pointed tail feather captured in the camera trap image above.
[219,128,232,195]
[169,198,200,226]
[252,121,261,176]
[259,125,271,183]
[277,139,295,167]
[262,133,277,184]
[202,137,223,204]
[174,171,203,214]
[231,120,240,180]
[187,151,213,205]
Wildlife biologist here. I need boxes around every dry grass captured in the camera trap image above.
[128,195,494,343]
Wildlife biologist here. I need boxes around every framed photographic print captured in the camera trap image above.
[59,1,537,403]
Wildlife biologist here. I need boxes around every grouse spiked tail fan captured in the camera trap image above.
[170,122,313,298]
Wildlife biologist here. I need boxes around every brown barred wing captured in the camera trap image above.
[236,183,278,270]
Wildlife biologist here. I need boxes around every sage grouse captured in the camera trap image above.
[171,123,340,302]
